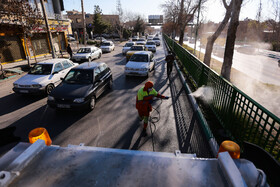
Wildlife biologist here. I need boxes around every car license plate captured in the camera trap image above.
[57,104,70,108]
[76,59,80,61]
[19,90,28,93]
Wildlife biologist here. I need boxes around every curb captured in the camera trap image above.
[0,75,18,82]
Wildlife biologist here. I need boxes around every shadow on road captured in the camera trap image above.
[0,93,46,116]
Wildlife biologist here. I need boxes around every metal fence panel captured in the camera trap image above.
[163,34,280,160]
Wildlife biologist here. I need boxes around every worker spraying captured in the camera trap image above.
[136,81,169,136]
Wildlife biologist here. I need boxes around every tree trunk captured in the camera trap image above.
[221,0,243,81]
[203,1,232,66]
[179,27,185,45]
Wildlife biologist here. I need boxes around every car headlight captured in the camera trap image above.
[48,96,55,101]
[140,68,148,71]
[13,83,19,88]
[73,98,85,103]
[32,84,42,88]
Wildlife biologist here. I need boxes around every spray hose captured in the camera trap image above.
[148,98,163,151]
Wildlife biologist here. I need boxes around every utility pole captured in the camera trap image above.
[81,0,86,45]
[40,0,56,58]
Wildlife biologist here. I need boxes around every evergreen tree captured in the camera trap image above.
[93,5,109,37]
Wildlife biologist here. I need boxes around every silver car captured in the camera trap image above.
[72,47,102,63]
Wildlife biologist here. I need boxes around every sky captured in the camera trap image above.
[63,0,274,23]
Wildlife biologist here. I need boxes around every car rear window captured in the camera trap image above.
[130,54,148,62]
[77,48,91,53]
[130,46,143,51]
[125,43,134,47]
[64,69,93,84]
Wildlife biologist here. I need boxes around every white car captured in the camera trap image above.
[72,47,102,63]
[100,41,115,53]
[153,37,161,46]
[136,38,146,45]
[125,51,155,77]
[122,42,135,55]
[13,59,78,95]
[145,41,156,53]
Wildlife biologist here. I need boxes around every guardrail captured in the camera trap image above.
[163,34,280,161]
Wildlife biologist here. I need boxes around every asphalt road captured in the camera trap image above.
[0,39,181,155]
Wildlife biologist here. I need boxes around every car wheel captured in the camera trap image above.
[98,53,101,59]
[108,78,113,89]
[45,84,54,95]
[88,96,96,111]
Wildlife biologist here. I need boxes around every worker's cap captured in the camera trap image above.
[145,81,154,89]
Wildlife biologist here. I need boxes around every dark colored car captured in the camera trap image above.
[47,62,113,111]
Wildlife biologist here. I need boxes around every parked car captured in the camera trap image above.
[122,42,135,55]
[126,45,147,62]
[236,45,257,55]
[125,51,155,77]
[72,47,102,63]
[48,62,113,111]
[153,37,161,46]
[136,38,146,45]
[67,36,76,42]
[145,41,156,53]
[13,59,78,95]
[100,41,115,53]
[94,37,106,43]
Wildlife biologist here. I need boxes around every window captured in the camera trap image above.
[99,64,107,72]
[94,67,101,79]
[62,61,71,69]
[53,63,63,73]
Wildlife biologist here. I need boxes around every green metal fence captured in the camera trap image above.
[164,34,280,160]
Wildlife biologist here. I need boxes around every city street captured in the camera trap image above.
[0,40,180,155]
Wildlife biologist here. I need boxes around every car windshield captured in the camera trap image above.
[138,39,145,41]
[77,48,91,53]
[101,43,110,46]
[125,43,133,47]
[28,64,53,75]
[153,38,160,40]
[130,54,148,62]
[130,46,143,51]
[64,69,93,84]
[146,42,155,45]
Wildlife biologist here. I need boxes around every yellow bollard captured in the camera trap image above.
[28,127,52,146]
[218,140,240,159]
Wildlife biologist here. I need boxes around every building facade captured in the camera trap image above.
[66,10,119,39]
[0,0,71,63]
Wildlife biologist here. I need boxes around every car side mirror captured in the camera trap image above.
[60,77,64,81]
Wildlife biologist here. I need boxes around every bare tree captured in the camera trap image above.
[0,0,42,66]
[221,0,243,81]
[178,0,206,45]
[114,0,124,42]
[161,0,180,38]
[203,0,233,66]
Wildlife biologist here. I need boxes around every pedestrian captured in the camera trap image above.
[67,44,73,59]
[136,81,169,136]
[165,51,175,77]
